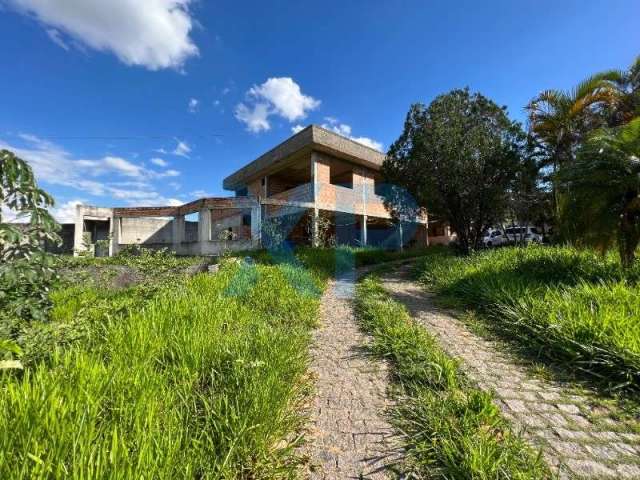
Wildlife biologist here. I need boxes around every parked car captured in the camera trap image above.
[482,229,506,247]
[503,226,543,244]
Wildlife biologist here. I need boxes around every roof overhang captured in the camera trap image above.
[223,125,386,191]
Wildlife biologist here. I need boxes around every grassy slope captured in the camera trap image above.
[0,260,322,479]
[415,246,640,393]
[355,276,549,479]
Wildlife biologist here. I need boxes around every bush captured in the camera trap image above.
[416,245,640,392]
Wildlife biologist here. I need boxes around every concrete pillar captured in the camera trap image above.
[109,216,121,257]
[251,204,261,246]
[311,152,319,202]
[73,205,85,256]
[172,214,185,253]
[360,215,368,246]
[198,208,211,244]
[312,208,319,247]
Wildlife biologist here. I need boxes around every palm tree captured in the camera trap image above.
[559,118,640,267]
[526,72,620,170]
[605,55,640,126]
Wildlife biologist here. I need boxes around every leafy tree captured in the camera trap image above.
[559,118,640,267]
[1,149,60,334]
[504,138,553,240]
[383,89,524,254]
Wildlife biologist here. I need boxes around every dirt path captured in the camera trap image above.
[305,271,401,479]
[379,264,640,479]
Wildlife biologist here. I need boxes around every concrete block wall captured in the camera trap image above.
[118,217,173,244]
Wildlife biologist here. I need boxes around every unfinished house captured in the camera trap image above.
[74,125,453,256]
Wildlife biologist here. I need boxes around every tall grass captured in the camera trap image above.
[355,276,549,479]
[416,246,640,392]
[0,261,321,478]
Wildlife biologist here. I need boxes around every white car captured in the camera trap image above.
[482,229,506,247]
[483,226,543,247]
[504,226,543,244]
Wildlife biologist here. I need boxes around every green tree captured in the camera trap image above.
[383,89,524,254]
[1,149,60,332]
[559,118,640,267]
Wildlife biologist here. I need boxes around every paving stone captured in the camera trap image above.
[565,459,617,477]
[565,414,592,428]
[617,464,640,479]
[620,432,640,443]
[591,431,621,442]
[583,444,620,461]
[504,399,528,413]
[553,427,591,441]
[612,442,639,456]
[552,441,587,458]
[539,391,561,401]
[557,403,581,414]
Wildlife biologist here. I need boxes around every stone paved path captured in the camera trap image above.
[380,264,640,480]
[305,271,401,479]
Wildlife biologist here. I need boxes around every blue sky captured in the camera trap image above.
[1,0,638,222]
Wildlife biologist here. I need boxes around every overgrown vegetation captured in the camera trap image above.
[0,256,323,478]
[415,245,640,394]
[1,149,61,369]
[355,275,549,479]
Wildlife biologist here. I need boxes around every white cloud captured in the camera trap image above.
[103,156,145,177]
[188,97,199,113]
[8,0,199,70]
[321,117,383,152]
[51,199,83,223]
[235,102,271,133]
[0,134,184,208]
[190,189,213,198]
[291,124,305,134]
[150,157,168,167]
[46,28,69,50]
[173,140,191,157]
[235,77,320,132]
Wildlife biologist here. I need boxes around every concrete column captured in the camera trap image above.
[198,208,211,243]
[109,216,121,257]
[172,214,185,252]
[251,204,261,246]
[312,207,319,247]
[360,215,368,246]
[73,205,85,256]
[311,152,318,203]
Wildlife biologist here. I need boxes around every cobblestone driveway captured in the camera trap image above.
[305,272,401,479]
[380,264,640,479]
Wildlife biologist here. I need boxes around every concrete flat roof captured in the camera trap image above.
[223,124,386,191]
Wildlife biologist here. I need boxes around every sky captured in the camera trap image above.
[1,0,638,222]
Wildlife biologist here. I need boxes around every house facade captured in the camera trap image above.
[73,125,453,256]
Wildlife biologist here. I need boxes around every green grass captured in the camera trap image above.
[415,245,640,393]
[355,276,549,479]
[0,260,322,479]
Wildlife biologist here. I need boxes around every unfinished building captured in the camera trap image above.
[74,125,453,256]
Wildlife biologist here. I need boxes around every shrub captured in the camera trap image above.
[416,245,640,392]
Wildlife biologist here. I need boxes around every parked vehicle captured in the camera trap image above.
[482,229,506,247]
[483,226,543,247]
[504,226,543,244]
